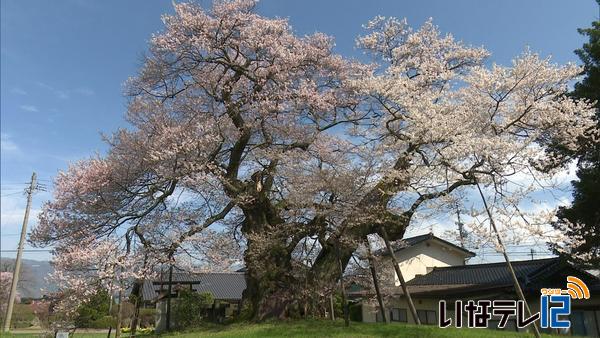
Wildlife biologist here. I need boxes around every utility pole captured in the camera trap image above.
[3,172,36,333]
[455,203,466,248]
[530,248,535,260]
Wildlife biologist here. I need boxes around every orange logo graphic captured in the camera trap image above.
[564,276,590,300]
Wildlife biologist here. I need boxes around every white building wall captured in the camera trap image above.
[392,241,468,284]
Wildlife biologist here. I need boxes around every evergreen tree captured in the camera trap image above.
[553,6,600,268]
[74,290,111,328]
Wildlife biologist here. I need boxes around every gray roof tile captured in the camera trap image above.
[140,272,246,302]
[407,258,560,286]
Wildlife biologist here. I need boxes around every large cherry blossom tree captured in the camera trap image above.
[31,1,596,320]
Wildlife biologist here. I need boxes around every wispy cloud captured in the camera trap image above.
[0,193,41,232]
[73,87,95,96]
[10,87,27,95]
[35,81,95,99]
[19,105,39,112]
[35,81,54,91]
[56,91,69,99]
[1,133,20,153]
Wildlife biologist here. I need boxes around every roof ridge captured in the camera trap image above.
[401,233,431,241]
[376,233,475,257]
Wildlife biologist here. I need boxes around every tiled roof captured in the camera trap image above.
[349,257,600,299]
[193,273,246,300]
[375,233,475,257]
[408,257,560,286]
[140,272,246,302]
[166,273,204,283]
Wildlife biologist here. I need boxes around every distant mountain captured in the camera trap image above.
[0,258,56,299]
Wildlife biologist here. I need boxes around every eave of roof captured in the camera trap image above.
[348,283,513,299]
[376,233,476,257]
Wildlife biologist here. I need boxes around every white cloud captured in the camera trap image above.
[35,81,54,90]
[0,194,41,232]
[10,87,27,95]
[19,105,39,112]
[35,81,95,99]
[505,160,577,190]
[1,133,19,153]
[551,160,578,184]
[56,91,69,100]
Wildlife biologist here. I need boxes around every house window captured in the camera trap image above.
[390,308,407,322]
[417,310,437,325]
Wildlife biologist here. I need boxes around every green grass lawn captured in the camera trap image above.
[162,320,544,338]
[2,320,551,337]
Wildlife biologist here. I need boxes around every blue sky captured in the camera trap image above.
[1,0,598,261]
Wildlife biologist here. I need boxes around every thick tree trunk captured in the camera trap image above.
[240,198,413,321]
[129,281,142,337]
[336,246,350,327]
[240,203,299,320]
[242,245,296,320]
[309,211,410,297]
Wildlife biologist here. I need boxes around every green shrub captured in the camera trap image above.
[139,308,156,327]
[74,290,111,328]
[173,289,214,329]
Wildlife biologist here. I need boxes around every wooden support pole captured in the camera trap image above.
[366,239,388,323]
[380,227,421,325]
[476,182,541,338]
[166,264,173,331]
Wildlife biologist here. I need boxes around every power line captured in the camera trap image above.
[0,249,52,252]
[0,192,25,197]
